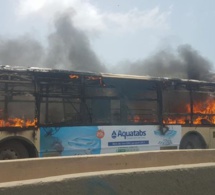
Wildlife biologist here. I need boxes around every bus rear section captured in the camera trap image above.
[0,67,39,159]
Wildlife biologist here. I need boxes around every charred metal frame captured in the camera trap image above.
[0,66,215,132]
[0,68,36,131]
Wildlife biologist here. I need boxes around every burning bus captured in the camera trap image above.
[0,65,214,159]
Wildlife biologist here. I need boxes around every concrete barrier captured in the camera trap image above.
[0,163,215,195]
[1,149,215,183]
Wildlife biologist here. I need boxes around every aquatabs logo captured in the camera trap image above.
[111,130,146,139]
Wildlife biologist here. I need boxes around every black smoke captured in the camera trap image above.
[45,11,105,72]
[0,35,44,67]
[116,45,213,81]
[0,10,213,81]
[178,45,212,80]
[0,11,105,72]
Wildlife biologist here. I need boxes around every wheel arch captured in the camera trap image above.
[180,131,207,149]
[0,136,38,158]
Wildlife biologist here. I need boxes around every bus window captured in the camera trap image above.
[0,96,4,119]
[192,85,215,125]
[163,87,191,124]
[40,97,64,124]
[119,82,158,124]
[63,98,82,123]
[92,99,110,124]
[8,95,35,121]
[111,100,120,124]
[0,82,35,127]
[126,100,158,124]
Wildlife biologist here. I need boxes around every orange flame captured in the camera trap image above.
[131,98,215,125]
[130,115,157,123]
[85,76,102,85]
[163,98,215,125]
[69,75,79,79]
[192,99,215,114]
[163,118,187,125]
[0,118,37,128]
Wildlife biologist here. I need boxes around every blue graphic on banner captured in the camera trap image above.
[154,129,177,146]
[40,126,101,157]
[68,136,100,149]
[108,140,149,146]
[154,130,177,138]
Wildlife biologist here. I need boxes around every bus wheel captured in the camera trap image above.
[180,134,206,149]
[0,141,29,160]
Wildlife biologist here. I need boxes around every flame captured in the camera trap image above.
[163,98,215,125]
[131,98,215,125]
[133,115,140,123]
[0,118,37,128]
[192,99,215,114]
[130,115,156,123]
[2,97,214,127]
[69,74,79,79]
[163,118,187,125]
[85,76,102,85]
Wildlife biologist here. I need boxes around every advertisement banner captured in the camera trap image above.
[40,125,181,157]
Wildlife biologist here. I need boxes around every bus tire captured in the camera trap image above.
[180,134,206,149]
[0,141,29,160]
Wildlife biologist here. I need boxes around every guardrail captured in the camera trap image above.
[0,149,215,183]
[0,163,215,195]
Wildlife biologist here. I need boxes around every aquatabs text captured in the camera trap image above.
[111,130,146,139]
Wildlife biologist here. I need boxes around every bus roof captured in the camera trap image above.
[101,73,214,85]
[0,64,214,85]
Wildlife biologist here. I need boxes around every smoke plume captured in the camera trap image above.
[0,36,44,67]
[117,44,213,81]
[45,11,105,72]
[0,11,105,72]
[0,10,213,81]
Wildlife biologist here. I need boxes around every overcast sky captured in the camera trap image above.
[0,0,215,70]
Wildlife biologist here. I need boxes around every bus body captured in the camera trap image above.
[0,65,214,159]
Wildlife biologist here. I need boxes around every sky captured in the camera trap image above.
[0,0,215,77]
